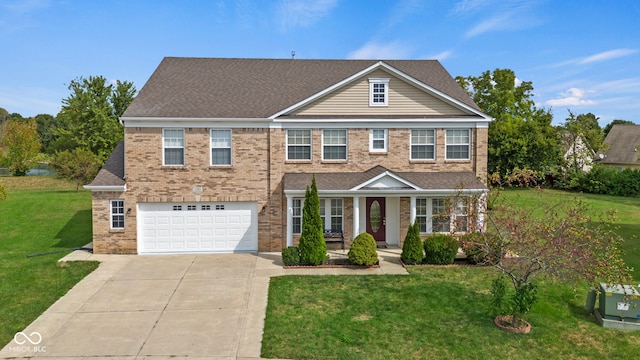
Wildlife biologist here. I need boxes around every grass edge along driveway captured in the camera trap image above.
[0,177,99,347]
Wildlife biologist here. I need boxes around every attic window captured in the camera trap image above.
[369,78,389,106]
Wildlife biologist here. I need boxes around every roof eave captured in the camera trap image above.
[83,184,127,192]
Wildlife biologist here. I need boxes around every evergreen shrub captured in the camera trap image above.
[348,233,378,266]
[281,246,300,266]
[424,234,458,265]
[401,222,423,265]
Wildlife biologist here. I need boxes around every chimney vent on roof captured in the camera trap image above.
[291,51,295,60]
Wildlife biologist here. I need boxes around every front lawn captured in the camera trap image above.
[0,177,99,347]
[263,268,640,360]
[263,189,640,359]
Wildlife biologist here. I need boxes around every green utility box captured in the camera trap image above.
[598,283,640,322]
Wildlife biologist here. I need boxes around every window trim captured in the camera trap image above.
[445,129,471,160]
[322,129,348,161]
[415,197,470,234]
[286,129,312,161]
[369,78,389,107]
[410,129,436,160]
[369,129,388,152]
[210,129,232,166]
[292,197,344,234]
[162,128,185,166]
[110,199,125,230]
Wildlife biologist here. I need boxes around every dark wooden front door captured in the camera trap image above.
[366,197,386,242]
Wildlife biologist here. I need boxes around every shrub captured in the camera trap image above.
[348,233,378,266]
[282,246,300,266]
[401,222,423,265]
[423,234,458,265]
[298,176,327,265]
[459,232,489,265]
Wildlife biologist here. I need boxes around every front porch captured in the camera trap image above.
[283,166,488,249]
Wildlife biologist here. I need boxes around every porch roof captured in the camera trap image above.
[284,166,487,194]
[84,141,126,191]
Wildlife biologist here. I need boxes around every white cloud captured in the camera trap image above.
[347,42,412,60]
[277,0,337,31]
[546,87,596,107]
[462,0,545,38]
[428,50,453,61]
[578,48,638,64]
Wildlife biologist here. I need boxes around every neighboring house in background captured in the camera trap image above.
[595,124,640,170]
[560,131,594,172]
[85,57,492,254]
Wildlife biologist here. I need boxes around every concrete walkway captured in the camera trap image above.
[0,249,406,359]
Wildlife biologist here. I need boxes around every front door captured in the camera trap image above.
[366,197,386,243]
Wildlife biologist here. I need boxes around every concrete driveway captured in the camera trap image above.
[0,249,406,359]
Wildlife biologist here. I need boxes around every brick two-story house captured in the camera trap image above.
[85,57,491,254]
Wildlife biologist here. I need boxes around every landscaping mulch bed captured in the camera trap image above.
[284,258,380,269]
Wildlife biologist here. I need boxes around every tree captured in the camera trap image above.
[603,119,636,137]
[51,148,101,190]
[54,76,136,162]
[456,69,562,175]
[298,176,327,265]
[0,118,41,176]
[34,113,61,153]
[461,191,632,329]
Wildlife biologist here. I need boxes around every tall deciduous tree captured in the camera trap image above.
[298,176,327,265]
[51,148,101,190]
[54,76,136,162]
[456,69,562,175]
[561,111,603,172]
[0,118,42,176]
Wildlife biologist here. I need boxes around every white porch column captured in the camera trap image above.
[286,196,293,247]
[410,196,417,224]
[352,196,360,237]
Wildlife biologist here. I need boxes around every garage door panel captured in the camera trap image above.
[138,202,258,254]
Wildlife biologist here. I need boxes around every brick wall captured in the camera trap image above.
[92,125,487,253]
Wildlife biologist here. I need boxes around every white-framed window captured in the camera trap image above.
[211,129,232,165]
[322,129,347,160]
[446,129,471,160]
[415,198,428,233]
[320,198,343,232]
[291,198,343,234]
[287,129,312,160]
[411,129,435,160]
[370,129,388,152]
[110,200,125,229]
[414,197,469,234]
[163,128,185,166]
[431,198,450,233]
[292,198,302,234]
[369,78,389,106]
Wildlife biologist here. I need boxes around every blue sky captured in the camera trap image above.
[1,0,639,126]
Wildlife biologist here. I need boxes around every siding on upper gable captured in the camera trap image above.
[293,69,469,116]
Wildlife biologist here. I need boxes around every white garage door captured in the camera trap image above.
[138,202,258,254]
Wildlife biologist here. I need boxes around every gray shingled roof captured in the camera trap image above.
[600,125,640,165]
[122,57,481,119]
[86,141,125,188]
[284,166,487,192]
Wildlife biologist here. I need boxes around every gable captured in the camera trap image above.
[291,69,469,117]
[121,58,486,121]
[601,125,640,164]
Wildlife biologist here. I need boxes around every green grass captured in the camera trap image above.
[498,189,640,280]
[0,177,99,347]
[263,189,640,359]
[263,268,640,360]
